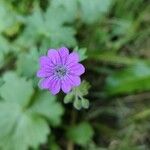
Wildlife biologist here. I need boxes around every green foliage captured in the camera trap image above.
[51,0,77,22]
[0,1,21,35]
[30,91,64,126]
[16,48,39,77]
[74,47,88,61]
[0,102,49,150]
[0,72,64,150]
[67,122,94,146]
[79,0,112,24]
[16,3,76,49]
[106,63,150,95]
[51,0,113,24]
[64,81,90,110]
[0,72,34,106]
[133,108,150,121]
[0,0,149,149]
[0,36,10,68]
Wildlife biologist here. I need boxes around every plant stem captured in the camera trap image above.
[67,110,77,150]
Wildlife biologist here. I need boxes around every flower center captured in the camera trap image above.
[54,65,67,78]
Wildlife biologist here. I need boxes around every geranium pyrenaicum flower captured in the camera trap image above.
[37,47,85,95]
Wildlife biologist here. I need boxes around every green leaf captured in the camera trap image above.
[45,6,76,47]
[0,72,64,150]
[74,47,88,61]
[79,0,112,24]
[73,98,82,110]
[16,48,39,78]
[133,108,150,121]
[90,52,147,65]
[0,52,3,68]
[111,19,133,36]
[17,4,76,49]
[81,98,90,109]
[0,1,21,36]
[0,78,3,87]
[15,5,45,49]
[51,0,77,22]
[0,35,11,68]
[67,122,94,146]
[64,81,90,110]
[0,72,34,107]
[31,91,64,126]
[46,25,76,48]
[76,80,90,96]
[64,92,74,104]
[105,63,150,95]
[0,35,10,54]
[0,102,49,150]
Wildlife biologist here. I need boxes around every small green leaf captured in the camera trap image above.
[74,47,88,61]
[64,92,74,104]
[67,122,94,146]
[81,98,90,109]
[64,81,90,110]
[73,99,82,110]
[76,80,90,96]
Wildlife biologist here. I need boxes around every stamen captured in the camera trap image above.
[54,65,67,78]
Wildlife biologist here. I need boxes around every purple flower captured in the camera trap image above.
[37,47,85,95]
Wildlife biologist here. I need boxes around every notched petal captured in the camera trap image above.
[49,78,61,95]
[58,47,69,65]
[48,49,60,64]
[67,75,81,87]
[36,69,52,78]
[69,63,85,75]
[38,78,51,89]
[39,56,52,67]
[61,79,71,93]
[67,52,79,65]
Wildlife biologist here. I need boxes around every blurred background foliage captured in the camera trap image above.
[0,0,150,150]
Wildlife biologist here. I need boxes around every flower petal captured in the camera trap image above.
[58,47,69,65]
[61,78,71,93]
[67,52,79,66]
[36,69,53,78]
[67,75,81,87]
[69,63,85,75]
[39,56,53,68]
[48,49,60,64]
[49,78,61,95]
[38,78,51,89]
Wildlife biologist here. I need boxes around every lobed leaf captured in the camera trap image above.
[0,72,34,107]
[0,102,49,150]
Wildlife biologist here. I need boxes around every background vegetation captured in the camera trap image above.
[0,0,149,150]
